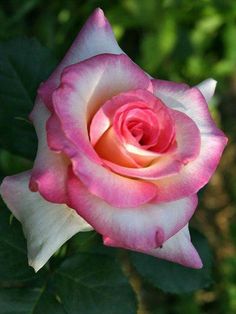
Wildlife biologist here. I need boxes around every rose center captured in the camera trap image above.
[89,89,176,168]
[114,105,162,151]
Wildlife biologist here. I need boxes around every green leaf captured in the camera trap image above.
[131,229,213,293]
[0,288,42,314]
[0,37,57,159]
[53,253,137,314]
[31,287,67,314]
[0,287,67,314]
[0,204,35,282]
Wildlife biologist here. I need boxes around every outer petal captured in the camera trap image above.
[152,79,228,201]
[67,170,198,251]
[38,8,124,109]
[170,110,200,163]
[29,97,69,204]
[152,79,221,135]
[148,225,202,268]
[152,133,227,202]
[196,78,217,103]
[105,225,202,269]
[151,79,189,94]
[71,154,157,208]
[0,171,92,272]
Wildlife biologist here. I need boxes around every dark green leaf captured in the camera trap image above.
[0,288,42,314]
[0,37,57,159]
[32,286,67,314]
[53,253,137,314]
[131,229,212,293]
[0,204,35,282]
[0,286,67,314]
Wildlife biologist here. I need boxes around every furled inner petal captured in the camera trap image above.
[90,89,177,169]
[115,105,160,149]
[94,127,140,168]
[89,87,201,181]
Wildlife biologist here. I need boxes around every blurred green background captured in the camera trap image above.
[0,0,235,313]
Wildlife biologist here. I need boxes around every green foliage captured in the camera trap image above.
[0,37,57,159]
[0,205,35,281]
[53,254,137,314]
[0,288,48,314]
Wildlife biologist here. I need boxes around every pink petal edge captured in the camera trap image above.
[38,8,124,110]
[67,169,198,254]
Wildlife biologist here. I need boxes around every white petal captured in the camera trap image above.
[196,78,217,103]
[0,171,92,272]
[149,225,202,269]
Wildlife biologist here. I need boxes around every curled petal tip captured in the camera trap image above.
[94,7,104,15]
[91,8,108,28]
[188,252,203,269]
[28,259,41,273]
[196,78,217,103]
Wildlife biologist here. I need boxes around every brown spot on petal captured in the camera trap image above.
[155,229,164,248]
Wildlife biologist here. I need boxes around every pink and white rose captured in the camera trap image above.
[0,9,227,271]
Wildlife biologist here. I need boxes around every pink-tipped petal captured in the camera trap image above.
[29,98,69,204]
[152,79,189,94]
[151,79,228,201]
[196,78,217,103]
[102,154,182,180]
[0,171,92,272]
[105,225,202,269]
[67,171,198,251]
[71,154,157,208]
[170,110,201,163]
[38,8,124,109]
[152,79,222,135]
[152,130,227,202]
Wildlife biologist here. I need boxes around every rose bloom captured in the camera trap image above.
[0,9,227,271]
